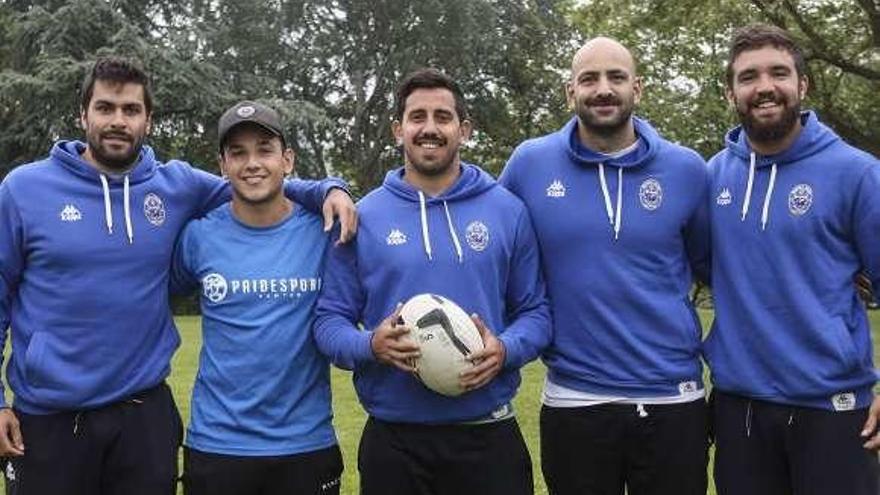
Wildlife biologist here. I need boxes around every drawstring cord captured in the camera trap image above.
[443,201,463,263]
[418,191,433,261]
[598,164,623,240]
[740,152,777,231]
[99,174,134,244]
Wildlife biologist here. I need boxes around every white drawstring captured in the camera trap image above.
[443,201,463,263]
[636,403,648,418]
[597,164,623,240]
[740,153,777,231]
[99,174,113,234]
[760,164,777,231]
[614,167,622,240]
[123,175,133,244]
[99,174,135,244]
[598,164,614,226]
[745,401,753,437]
[418,191,433,261]
[741,152,756,222]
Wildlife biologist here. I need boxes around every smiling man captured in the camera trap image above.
[705,24,880,495]
[500,37,710,495]
[314,68,550,495]
[0,58,354,495]
[172,101,341,495]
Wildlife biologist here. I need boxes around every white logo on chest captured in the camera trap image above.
[639,178,662,211]
[465,221,489,252]
[143,193,166,226]
[788,184,813,216]
[60,204,82,222]
[387,229,407,246]
[546,180,566,198]
[716,188,732,206]
[202,273,229,303]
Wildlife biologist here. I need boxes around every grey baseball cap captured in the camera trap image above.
[217,101,285,151]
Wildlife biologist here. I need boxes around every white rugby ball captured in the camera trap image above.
[399,293,484,397]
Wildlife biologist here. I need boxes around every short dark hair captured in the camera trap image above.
[81,56,153,114]
[393,68,468,121]
[726,24,806,86]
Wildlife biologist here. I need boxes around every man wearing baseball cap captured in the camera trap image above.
[173,100,342,495]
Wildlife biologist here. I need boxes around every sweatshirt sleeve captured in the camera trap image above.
[684,159,711,285]
[313,234,375,369]
[852,162,880,289]
[186,163,350,217]
[497,206,552,369]
[169,221,201,296]
[0,180,24,408]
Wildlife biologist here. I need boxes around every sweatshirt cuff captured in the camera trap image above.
[322,178,350,200]
[497,333,522,370]
[355,330,376,365]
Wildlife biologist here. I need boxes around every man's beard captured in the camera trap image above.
[86,131,145,171]
[737,94,801,145]
[575,95,634,136]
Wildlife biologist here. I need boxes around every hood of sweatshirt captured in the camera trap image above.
[722,111,840,231]
[50,140,160,244]
[381,162,497,262]
[559,116,662,240]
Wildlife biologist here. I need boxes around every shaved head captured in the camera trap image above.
[570,37,637,81]
[566,36,641,150]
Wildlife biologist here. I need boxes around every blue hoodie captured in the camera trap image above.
[0,140,341,414]
[314,163,551,423]
[500,117,709,398]
[704,111,880,411]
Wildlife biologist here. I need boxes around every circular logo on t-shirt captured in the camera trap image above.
[202,273,228,303]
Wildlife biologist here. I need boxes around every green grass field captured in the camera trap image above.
[2,311,877,494]
[162,311,880,495]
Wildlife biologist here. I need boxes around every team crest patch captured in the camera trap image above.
[788,184,813,216]
[716,188,732,206]
[639,178,662,211]
[202,273,228,303]
[143,193,166,226]
[465,221,489,252]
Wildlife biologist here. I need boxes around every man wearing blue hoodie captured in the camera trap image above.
[314,68,551,495]
[500,38,710,495]
[0,57,355,494]
[705,24,880,495]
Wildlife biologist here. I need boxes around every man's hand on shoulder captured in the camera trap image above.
[323,188,358,244]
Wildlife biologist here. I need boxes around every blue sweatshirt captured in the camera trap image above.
[172,204,336,456]
[500,117,710,398]
[314,163,551,423]
[0,140,342,414]
[704,111,880,411]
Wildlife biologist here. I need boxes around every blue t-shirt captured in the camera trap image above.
[172,203,336,455]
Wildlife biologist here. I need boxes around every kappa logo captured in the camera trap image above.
[202,273,228,303]
[546,180,566,198]
[143,193,166,226]
[788,183,813,216]
[60,204,82,222]
[678,381,699,395]
[831,392,856,412]
[387,229,407,246]
[465,221,489,252]
[639,178,662,211]
[716,188,732,206]
[5,461,15,482]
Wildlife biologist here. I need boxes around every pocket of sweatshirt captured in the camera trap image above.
[23,332,49,388]
[677,299,703,349]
